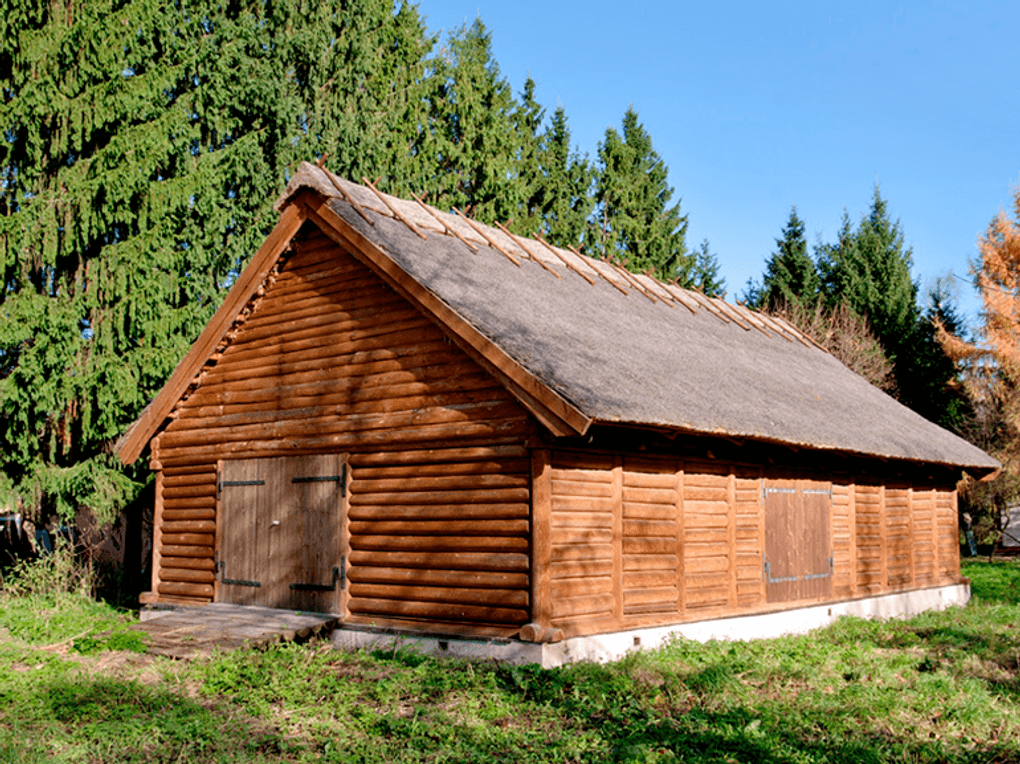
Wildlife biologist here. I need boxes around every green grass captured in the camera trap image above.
[2,561,1019,762]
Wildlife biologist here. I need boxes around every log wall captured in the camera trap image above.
[151,229,532,635]
[539,449,962,640]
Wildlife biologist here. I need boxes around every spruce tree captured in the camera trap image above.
[593,107,688,280]
[537,108,594,248]
[0,0,435,523]
[817,187,918,355]
[426,19,522,222]
[755,207,820,309]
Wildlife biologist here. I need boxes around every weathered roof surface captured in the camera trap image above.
[278,162,998,471]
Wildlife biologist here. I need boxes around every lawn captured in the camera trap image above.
[1,558,1018,763]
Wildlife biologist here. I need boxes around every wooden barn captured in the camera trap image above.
[117,161,998,663]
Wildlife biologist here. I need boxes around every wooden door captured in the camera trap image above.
[217,454,347,613]
[763,479,832,604]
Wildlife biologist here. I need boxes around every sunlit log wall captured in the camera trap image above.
[150,229,533,634]
[531,449,961,640]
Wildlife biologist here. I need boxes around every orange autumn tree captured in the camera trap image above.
[938,186,1020,548]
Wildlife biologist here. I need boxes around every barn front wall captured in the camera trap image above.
[148,227,534,637]
[530,448,962,641]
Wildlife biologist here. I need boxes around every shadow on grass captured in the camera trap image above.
[8,675,297,763]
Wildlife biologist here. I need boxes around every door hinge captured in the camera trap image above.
[290,559,344,592]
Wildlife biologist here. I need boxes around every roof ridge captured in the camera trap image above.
[282,161,806,341]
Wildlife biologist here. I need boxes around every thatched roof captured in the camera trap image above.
[116,161,998,474]
[276,163,996,472]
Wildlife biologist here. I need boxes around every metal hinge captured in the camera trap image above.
[290,557,345,591]
[763,554,833,584]
[291,464,346,496]
[217,556,262,587]
[217,478,265,499]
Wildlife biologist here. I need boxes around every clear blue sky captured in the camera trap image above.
[418,0,1020,327]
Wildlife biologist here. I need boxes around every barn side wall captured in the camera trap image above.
[150,228,533,635]
[536,449,962,640]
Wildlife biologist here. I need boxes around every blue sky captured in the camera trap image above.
[418,0,1020,327]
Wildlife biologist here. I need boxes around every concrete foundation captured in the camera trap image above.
[331,582,970,668]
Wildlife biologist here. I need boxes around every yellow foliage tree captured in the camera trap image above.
[938,186,1020,548]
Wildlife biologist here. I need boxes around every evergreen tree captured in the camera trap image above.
[593,107,688,280]
[684,239,725,296]
[897,277,972,431]
[426,19,522,222]
[0,0,435,522]
[817,187,919,355]
[754,206,820,309]
[538,108,594,248]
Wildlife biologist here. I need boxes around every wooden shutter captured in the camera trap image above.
[763,479,833,604]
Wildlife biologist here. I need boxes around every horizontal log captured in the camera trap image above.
[349,444,528,467]
[160,567,216,585]
[550,560,612,579]
[158,416,533,465]
[157,581,214,598]
[684,529,728,544]
[348,583,529,608]
[349,597,528,625]
[348,550,529,572]
[685,555,730,574]
[348,503,529,521]
[162,399,526,449]
[621,487,676,505]
[196,347,465,396]
[550,496,615,513]
[212,327,445,379]
[162,472,217,488]
[231,295,422,345]
[550,511,614,529]
[681,485,730,503]
[351,535,529,553]
[552,528,613,546]
[181,374,502,421]
[347,567,529,589]
[160,556,217,571]
[159,545,216,559]
[162,508,216,522]
[684,504,730,520]
[162,463,218,477]
[353,458,530,480]
[623,519,677,537]
[246,273,390,320]
[185,364,492,411]
[622,537,677,555]
[348,519,529,537]
[162,484,217,499]
[162,496,216,510]
[550,544,613,563]
[622,554,678,571]
[161,533,214,547]
[162,520,216,534]
[622,503,676,520]
[173,386,510,433]
[621,470,678,489]
[623,570,677,589]
[624,587,679,607]
[352,473,528,495]
[550,479,613,498]
[624,601,677,616]
[349,487,530,506]
[550,593,614,619]
[550,576,612,599]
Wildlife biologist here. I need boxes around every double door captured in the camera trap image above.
[217,454,347,614]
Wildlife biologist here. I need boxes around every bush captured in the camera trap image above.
[0,539,95,599]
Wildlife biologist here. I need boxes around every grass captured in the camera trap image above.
[0,558,1018,762]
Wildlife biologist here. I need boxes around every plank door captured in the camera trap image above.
[763,479,833,604]
[217,455,347,613]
